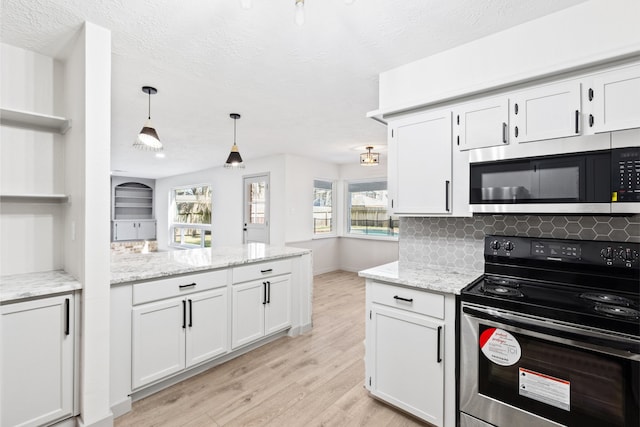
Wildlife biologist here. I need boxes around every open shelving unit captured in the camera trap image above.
[113,182,153,220]
[0,107,71,135]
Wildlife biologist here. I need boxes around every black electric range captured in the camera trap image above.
[461,235,640,339]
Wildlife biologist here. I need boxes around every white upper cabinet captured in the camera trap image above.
[388,109,453,215]
[587,64,640,133]
[511,81,582,143]
[456,97,509,151]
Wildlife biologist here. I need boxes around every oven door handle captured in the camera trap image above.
[463,306,640,355]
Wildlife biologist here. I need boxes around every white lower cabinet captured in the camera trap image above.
[365,280,455,427]
[1,294,75,427]
[132,287,228,389]
[232,274,291,349]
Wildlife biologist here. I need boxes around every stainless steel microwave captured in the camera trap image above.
[469,147,640,214]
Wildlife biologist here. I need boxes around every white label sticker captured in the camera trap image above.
[479,327,521,366]
[519,368,570,411]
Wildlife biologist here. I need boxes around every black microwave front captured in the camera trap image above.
[469,147,639,214]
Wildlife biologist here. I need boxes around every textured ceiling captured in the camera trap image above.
[1,0,587,179]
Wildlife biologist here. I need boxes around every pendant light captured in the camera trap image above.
[225,113,245,168]
[360,146,380,166]
[133,86,163,151]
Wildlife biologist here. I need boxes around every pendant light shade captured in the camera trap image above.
[225,113,245,168]
[360,146,380,166]
[133,86,163,151]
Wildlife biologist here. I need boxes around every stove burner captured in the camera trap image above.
[580,293,635,307]
[481,283,524,298]
[594,304,640,319]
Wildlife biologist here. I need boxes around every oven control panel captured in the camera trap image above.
[612,147,640,202]
[485,235,639,268]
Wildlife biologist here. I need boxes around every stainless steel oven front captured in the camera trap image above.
[459,302,640,427]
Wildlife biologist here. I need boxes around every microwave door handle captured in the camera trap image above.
[462,306,640,355]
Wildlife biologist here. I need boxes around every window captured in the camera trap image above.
[313,179,334,236]
[347,180,398,238]
[171,185,212,248]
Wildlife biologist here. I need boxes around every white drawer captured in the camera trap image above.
[232,259,292,284]
[133,269,228,305]
[370,281,444,319]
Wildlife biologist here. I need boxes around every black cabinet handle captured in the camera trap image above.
[188,299,193,327]
[514,103,519,115]
[114,223,118,240]
[589,114,594,128]
[445,180,450,212]
[575,110,580,134]
[391,199,394,209]
[514,126,519,138]
[179,283,196,289]
[262,282,267,305]
[260,269,273,274]
[588,88,594,101]
[65,298,70,336]
[267,281,271,304]
[393,295,413,303]
[456,114,460,125]
[182,300,186,329]
[456,135,460,146]
[436,326,442,363]
[502,122,507,143]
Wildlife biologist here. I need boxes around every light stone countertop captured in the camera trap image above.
[358,261,482,295]
[1,270,82,303]
[111,243,310,285]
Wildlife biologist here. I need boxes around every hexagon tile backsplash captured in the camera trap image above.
[399,214,640,271]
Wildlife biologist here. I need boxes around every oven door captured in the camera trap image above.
[460,303,640,427]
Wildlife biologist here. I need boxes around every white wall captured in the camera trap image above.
[378,0,640,114]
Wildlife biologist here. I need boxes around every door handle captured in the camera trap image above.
[262,282,267,305]
[502,122,507,143]
[575,110,580,134]
[436,326,442,363]
[182,300,186,329]
[188,299,193,327]
[65,298,70,336]
[445,180,450,212]
[267,281,271,304]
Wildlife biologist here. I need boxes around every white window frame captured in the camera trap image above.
[169,184,212,249]
[313,178,337,239]
[344,178,398,241]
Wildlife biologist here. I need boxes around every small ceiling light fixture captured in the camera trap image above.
[133,86,162,151]
[225,113,245,169]
[295,0,305,26]
[360,146,380,166]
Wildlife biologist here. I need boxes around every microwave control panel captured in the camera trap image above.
[612,147,640,202]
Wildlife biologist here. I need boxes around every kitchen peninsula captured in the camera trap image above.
[109,243,312,417]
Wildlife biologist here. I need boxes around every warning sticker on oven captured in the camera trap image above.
[519,368,570,411]
[479,327,521,366]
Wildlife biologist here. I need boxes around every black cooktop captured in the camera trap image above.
[460,235,640,337]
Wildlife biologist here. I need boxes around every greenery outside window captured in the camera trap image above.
[313,179,335,236]
[346,180,398,238]
[171,185,212,248]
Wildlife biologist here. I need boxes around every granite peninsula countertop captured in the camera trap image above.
[1,270,82,303]
[359,261,482,295]
[111,243,310,285]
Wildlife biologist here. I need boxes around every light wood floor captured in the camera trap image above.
[115,271,428,427]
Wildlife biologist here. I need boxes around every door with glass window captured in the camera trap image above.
[243,174,269,243]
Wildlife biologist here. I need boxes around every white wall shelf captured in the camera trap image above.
[0,107,71,135]
[0,193,69,203]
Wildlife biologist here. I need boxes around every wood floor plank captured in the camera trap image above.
[114,271,429,427]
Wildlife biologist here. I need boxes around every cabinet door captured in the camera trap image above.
[231,280,265,349]
[137,220,157,240]
[1,295,74,427]
[264,274,291,335]
[369,305,444,426]
[590,64,640,133]
[185,288,228,367]
[511,81,581,143]
[457,97,509,150]
[391,110,452,214]
[132,298,186,389]
[113,220,137,241]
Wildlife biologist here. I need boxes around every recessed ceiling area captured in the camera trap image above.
[1,0,588,179]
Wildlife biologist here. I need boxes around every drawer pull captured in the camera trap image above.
[436,326,442,363]
[179,283,196,289]
[260,268,273,274]
[188,299,193,327]
[182,300,186,329]
[393,295,413,303]
[65,298,70,336]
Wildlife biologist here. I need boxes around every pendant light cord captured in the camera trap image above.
[148,90,151,120]
[233,116,237,144]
